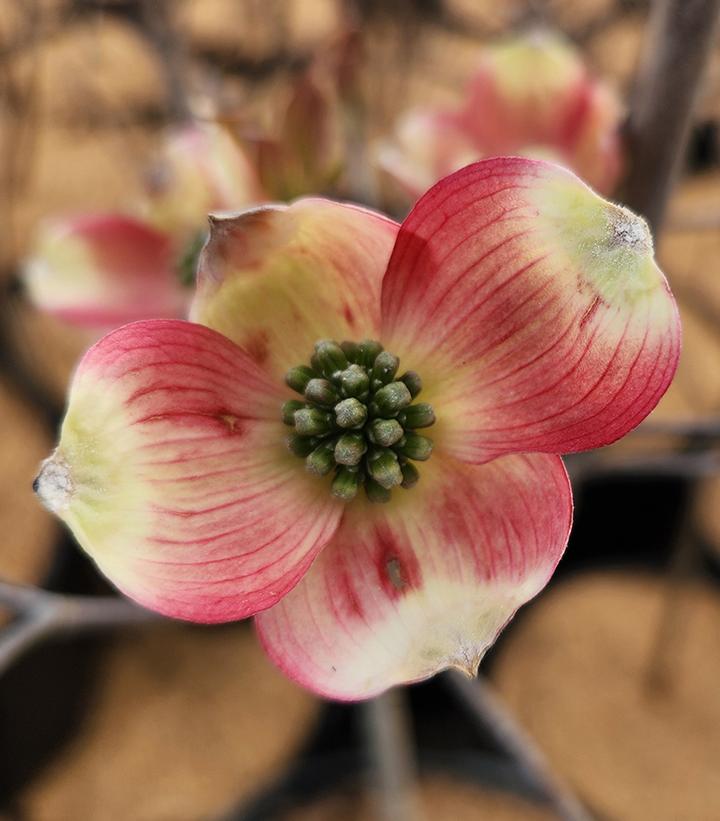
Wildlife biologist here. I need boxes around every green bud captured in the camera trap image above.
[287,434,316,457]
[370,351,399,388]
[335,397,367,428]
[306,441,336,475]
[373,381,412,416]
[314,340,348,377]
[285,365,315,394]
[398,403,436,429]
[282,399,305,426]
[400,460,420,489]
[340,340,359,362]
[367,448,402,490]
[368,418,404,447]
[294,408,333,436]
[365,478,391,504]
[176,230,206,287]
[338,364,369,398]
[396,432,433,461]
[334,433,366,466]
[400,371,422,398]
[304,378,339,407]
[332,467,361,501]
[357,339,383,368]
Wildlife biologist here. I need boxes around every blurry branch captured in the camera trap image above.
[194,48,311,81]
[568,416,720,482]
[629,417,720,438]
[137,0,191,122]
[446,673,595,821]
[567,448,720,483]
[362,690,423,821]
[569,0,653,44]
[623,0,720,234]
[0,578,159,679]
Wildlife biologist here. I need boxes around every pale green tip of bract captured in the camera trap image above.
[532,170,660,306]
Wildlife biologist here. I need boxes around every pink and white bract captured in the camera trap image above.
[379,32,623,201]
[35,158,680,700]
[23,214,187,329]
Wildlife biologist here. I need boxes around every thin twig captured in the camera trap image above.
[138,0,191,122]
[622,0,720,233]
[446,673,594,821]
[630,417,720,438]
[362,689,423,821]
[566,448,720,483]
[0,578,159,678]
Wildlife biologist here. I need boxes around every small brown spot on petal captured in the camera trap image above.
[218,413,243,434]
[386,556,407,592]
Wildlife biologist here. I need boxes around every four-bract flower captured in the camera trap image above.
[379,31,622,202]
[23,122,262,331]
[34,157,680,700]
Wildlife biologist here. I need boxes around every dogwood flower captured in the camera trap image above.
[24,122,262,331]
[34,158,679,700]
[379,31,623,201]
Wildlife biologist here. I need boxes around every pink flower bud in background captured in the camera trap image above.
[143,121,264,237]
[242,72,341,201]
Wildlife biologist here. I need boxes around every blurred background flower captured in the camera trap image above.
[377,30,623,201]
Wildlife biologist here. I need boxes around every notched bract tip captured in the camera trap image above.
[206,204,286,234]
[606,202,653,254]
[33,452,74,514]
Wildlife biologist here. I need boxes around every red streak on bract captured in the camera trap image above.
[374,525,422,600]
[579,294,602,329]
[343,303,355,327]
[243,329,270,366]
[339,566,365,618]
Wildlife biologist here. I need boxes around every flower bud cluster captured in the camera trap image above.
[283,339,435,502]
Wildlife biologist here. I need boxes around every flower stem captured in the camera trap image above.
[623,0,720,234]
[362,689,423,821]
[445,672,594,821]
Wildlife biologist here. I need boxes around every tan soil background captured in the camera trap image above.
[2,1,720,819]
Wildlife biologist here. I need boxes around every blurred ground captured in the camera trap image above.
[18,624,316,820]
[493,573,720,821]
[282,777,557,820]
[1,1,720,819]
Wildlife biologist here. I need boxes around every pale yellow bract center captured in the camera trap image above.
[529,174,659,306]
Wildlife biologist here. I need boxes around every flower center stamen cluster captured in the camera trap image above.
[283,339,435,503]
